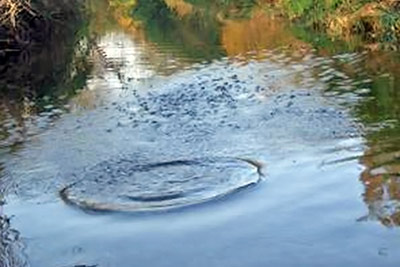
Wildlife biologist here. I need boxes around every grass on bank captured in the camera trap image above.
[265,0,400,48]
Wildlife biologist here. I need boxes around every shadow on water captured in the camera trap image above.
[2,0,400,266]
[0,5,93,150]
[132,0,225,61]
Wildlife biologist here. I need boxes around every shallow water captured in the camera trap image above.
[1,0,400,266]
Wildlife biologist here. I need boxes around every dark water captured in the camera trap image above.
[1,0,400,266]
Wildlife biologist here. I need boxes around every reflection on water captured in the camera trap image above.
[164,0,194,17]
[355,52,400,226]
[2,0,400,266]
[0,34,91,149]
[221,12,310,58]
[0,213,28,267]
[361,146,400,227]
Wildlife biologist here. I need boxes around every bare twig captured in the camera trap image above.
[0,0,36,29]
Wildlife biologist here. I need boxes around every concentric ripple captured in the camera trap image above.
[60,157,263,212]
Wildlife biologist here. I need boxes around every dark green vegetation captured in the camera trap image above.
[0,0,84,53]
[0,0,89,100]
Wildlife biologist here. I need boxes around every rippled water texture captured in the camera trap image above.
[60,157,263,212]
[1,0,400,266]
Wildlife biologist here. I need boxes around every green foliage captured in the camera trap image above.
[381,8,400,43]
[269,0,400,48]
[281,0,314,18]
[280,0,344,24]
[290,23,361,53]
[0,0,90,99]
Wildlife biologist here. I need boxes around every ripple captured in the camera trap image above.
[60,157,263,212]
[0,215,28,267]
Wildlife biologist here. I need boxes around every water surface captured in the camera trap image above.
[1,0,400,266]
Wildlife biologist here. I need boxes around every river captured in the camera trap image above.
[1,0,400,266]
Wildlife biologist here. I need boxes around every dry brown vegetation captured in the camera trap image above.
[0,0,40,54]
[0,0,35,28]
[0,0,83,50]
[327,1,399,37]
[0,0,86,96]
[261,0,400,49]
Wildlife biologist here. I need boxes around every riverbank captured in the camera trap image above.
[0,0,88,98]
[0,0,84,51]
[263,0,400,50]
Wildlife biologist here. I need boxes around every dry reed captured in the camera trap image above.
[0,0,35,29]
